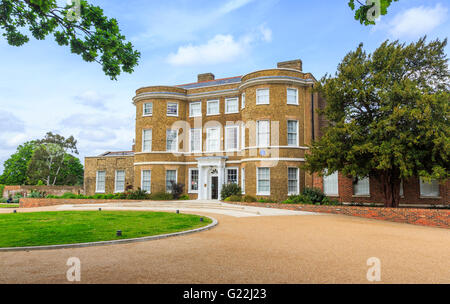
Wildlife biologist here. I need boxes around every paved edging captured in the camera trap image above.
[0,216,218,252]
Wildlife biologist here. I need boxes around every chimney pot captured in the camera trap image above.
[277,59,302,71]
[198,73,215,82]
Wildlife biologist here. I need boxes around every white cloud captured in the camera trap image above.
[167,25,272,66]
[74,90,111,110]
[388,4,448,38]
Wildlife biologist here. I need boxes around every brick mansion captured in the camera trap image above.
[84,59,448,206]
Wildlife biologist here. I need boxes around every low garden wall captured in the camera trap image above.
[3,185,83,199]
[228,202,450,229]
[19,198,129,208]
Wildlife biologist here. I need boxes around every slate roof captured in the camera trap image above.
[176,76,242,89]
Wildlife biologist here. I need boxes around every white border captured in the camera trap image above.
[165,169,178,193]
[287,88,299,105]
[114,170,126,193]
[206,99,220,116]
[225,125,240,151]
[189,101,202,117]
[256,88,270,105]
[142,129,152,152]
[167,101,179,117]
[95,170,106,193]
[141,169,151,193]
[256,167,270,196]
[166,129,178,152]
[287,167,300,195]
[143,102,153,116]
[225,97,239,114]
[287,120,299,147]
[189,128,202,153]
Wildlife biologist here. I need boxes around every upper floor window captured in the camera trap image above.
[256,88,270,105]
[206,127,220,152]
[143,102,153,116]
[190,101,201,117]
[166,129,178,152]
[141,170,151,193]
[323,170,339,196]
[96,170,106,193]
[207,100,220,115]
[353,177,370,196]
[167,102,178,116]
[226,168,238,184]
[225,126,239,151]
[142,129,152,152]
[287,88,298,105]
[241,93,246,109]
[257,120,270,147]
[115,170,125,193]
[287,120,298,146]
[225,98,239,114]
[190,128,202,153]
[419,178,440,197]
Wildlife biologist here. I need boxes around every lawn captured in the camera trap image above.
[0,204,19,208]
[0,211,212,248]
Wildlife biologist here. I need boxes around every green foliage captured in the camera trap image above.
[0,184,4,197]
[0,141,36,185]
[220,183,242,200]
[61,192,78,199]
[36,180,44,186]
[224,195,242,202]
[0,0,140,79]
[257,198,277,204]
[304,37,449,207]
[28,190,45,198]
[348,0,399,25]
[148,192,174,201]
[93,193,105,199]
[0,198,7,203]
[126,188,148,200]
[302,187,326,204]
[178,194,190,200]
[242,195,257,202]
[170,182,185,200]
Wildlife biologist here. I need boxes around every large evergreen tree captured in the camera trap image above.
[303,37,449,207]
[0,141,36,185]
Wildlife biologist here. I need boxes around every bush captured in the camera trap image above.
[126,188,149,200]
[28,190,45,198]
[0,197,7,203]
[178,194,190,200]
[242,195,257,202]
[301,187,326,204]
[149,192,173,201]
[93,193,106,199]
[104,194,115,199]
[257,198,277,204]
[61,192,78,199]
[170,182,184,200]
[221,183,242,200]
[0,184,5,197]
[225,195,242,202]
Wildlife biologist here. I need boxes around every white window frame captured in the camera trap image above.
[225,97,239,114]
[167,102,179,117]
[323,170,339,196]
[95,170,106,193]
[188,168,199,193]
[189,128,202,153]
[206,127,220,152]
[287,167,300,195]
[226,167,239,184]
[114,170,126,193]
[141,170,151,193]
[143,102,153,116]
[287,120,299,147]
[257,167,270,196]
[287,88,299,105]
[353,177,370,196]
[256,88,270,105]
[166,129,178,152]
[225,125,239,151]
[207,99,220,116]
[241,123,246,149]
[257,120,270,148]
[142,129,152,152]
[165,169,178,193]
[419,178,440,197]
[189,101,202,117]
[241,93,246,109]
[241,168,245,194]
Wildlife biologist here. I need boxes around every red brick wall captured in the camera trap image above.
[313,174,449,206]
[3,185,83,199]
[19,198,128,208]
[229,202,450,229]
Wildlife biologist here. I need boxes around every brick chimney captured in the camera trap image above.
[198,73,215,82]
[277,59,302,71]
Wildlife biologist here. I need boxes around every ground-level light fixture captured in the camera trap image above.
[116,230,122,237]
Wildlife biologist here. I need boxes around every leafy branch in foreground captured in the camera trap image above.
[348,0,399,25]
[0,0,140,79]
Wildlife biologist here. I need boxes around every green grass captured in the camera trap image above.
[0,204,19,208]
[0,211,212,248]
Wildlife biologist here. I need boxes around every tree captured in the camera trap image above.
[0,141,36,185]
[0,0,140,79]
[348,0,399,25]
[303,37,449,207]
[26,132,81,186]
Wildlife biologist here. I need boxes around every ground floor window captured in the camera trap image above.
[189,168,199,193]
[353,177,370,196]
[323,170,339,196]
[141,170,151,193]
[241,168,245,194]
[288,167,299,195]
[115,170,125,193]
[166,170,177,192]
[96,171,106,193]
[419,178,440,197]
[226,168,238,184]
[257,167,270,195]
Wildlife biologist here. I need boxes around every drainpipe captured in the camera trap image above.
[311,84,315,141]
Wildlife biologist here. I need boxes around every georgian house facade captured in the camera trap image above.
[85,60,326,201]
[84,59,448,206]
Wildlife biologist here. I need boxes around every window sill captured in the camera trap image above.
[142,114,152,117]
[189,115,202,118]
[188,191,198,194]
[256,103,270,106]
[325,194,339,197]
[225,111,239,115]
[167,114,178,117]
[206,113,220,117]
[287,103,299,106]
[257,193,270,196]
[419,196,442,199]
[95,191,105,194]
[352,195,370,198]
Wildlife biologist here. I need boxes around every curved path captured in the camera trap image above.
[0,201,449,283]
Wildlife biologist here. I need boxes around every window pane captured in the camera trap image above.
[287,121,298,146]
[143,129,152,152]
[207,100,219,115]
[257,168,270,194]
[226,127,238,151]
[256,89,270,105]
[166,130,177,151]
[241,93,245,109]
[227,169,238,184]
[420,178,439,197]
[144,102,153,115]
[324,170,338,196]
[287,88,298,104]
[226,98,238,113]
[241,168,245,193]
[354,177,370,195]
[167,102,178,115]
[96,171,105,192]
[142,170,151,192]
[190,102,201,116]
[257,121,270,147]
[207,128,220,151]
[115,170,125,192]
[190,169,198,191]
[288,168,298,194]
[190,128,201,152]
[166,170,176,192]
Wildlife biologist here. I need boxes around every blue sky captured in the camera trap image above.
[0,0,449,172]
